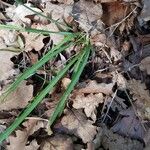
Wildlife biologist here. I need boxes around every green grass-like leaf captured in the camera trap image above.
[0,35,75,101]
[0,52,80,143]
[0,24,73,35]
[49,42,91,126]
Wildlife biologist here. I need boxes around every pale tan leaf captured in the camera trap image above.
[72,93,103,121]
[0,51,17,81]
[61,109,97,143]
[6,3,42,25]
[128,79,150,120]
[77,80,114,95]
[139,57,150,75]
[0,81,33,110]
[22,32,46,52]
[7,119,44,150]
[40,134,73,150]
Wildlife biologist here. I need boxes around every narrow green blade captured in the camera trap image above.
[0,53,79,143]
[1,36,75,100]
[49,43,91,126]
[0,24,73,35]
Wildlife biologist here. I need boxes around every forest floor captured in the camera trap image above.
[0,0,150,150]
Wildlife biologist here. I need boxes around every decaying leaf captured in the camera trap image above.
[128,79,150,120]
[61,109,97,143]
[139,56,150,75]
[111,107,146,141]
[6,3,42,25]
[72,93,104,121]
[22,32,46,52]
[40,134,73,150]
[0,51,17,82]
[91,125,143,150]
[76,80,114,95]
[7,119,45,150]
[0,81,33,111]
[71,0,103,33]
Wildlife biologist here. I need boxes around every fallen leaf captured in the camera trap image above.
[111,107,146,141]
[40,134,73,150]
[22,32,46,52]
[61,77,71,90]
[0,81,33,111]
[6,3,42,25]
[102,1,128,26]
[128,79,150,120]
[139,56,150,75]
[101,125,143,150]
[7,119,44,150]
[71,0,103,33]
[76,80,114,95]
[61,109,97,143]
[72,93,104,121]
[0,51,17,82]
[57,0,74,5]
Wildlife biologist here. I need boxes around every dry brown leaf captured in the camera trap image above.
[40,134,73,150]
[139,0,150,22]
[0,51,17,81]
[128,79,150,120]
[57,0,74,4]
[61,77,71,90]
[77,80,114,95]
[61,109,97,143]
[71,0,103,33]
[32,23,64,45]
[90,31,107,47]
[72,93,104,121]
[110,47,122,62]
[6,4,42,25]
[7,119,44,150]
[0,81,33,111]
[139,57,150,75]
[102,1,128,26]
[22,32,46,52]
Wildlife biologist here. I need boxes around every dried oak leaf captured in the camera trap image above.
[57,0,74,4]
[22,32,46,52]
[61,109,97,143]
[72,93,104,121]
[71,0,103,33]
[0,51,17,82]
[128,79,150,120]
[7,119,45,150]
[77,80,114,95]
[6,3,42,25]
[0,81,33,111]
[40,134,73,150]
[101,125,143,150]
[111,107,146,141]
[139,56,150,75]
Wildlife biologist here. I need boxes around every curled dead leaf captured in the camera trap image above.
[0,81,33,111]
[139,57,150,75]
[72,93,104,121]
[40,134,73,150]
[128,79,150,120]
[61,109,97,143]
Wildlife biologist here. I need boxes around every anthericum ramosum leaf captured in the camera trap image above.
[0,52,80,144]
[0,35,75,101]
[48,42,91,126]
[0,24,73,35]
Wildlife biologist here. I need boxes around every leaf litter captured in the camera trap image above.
[0,0,150,150]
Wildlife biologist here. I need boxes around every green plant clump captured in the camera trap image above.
[0,0,92,143]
